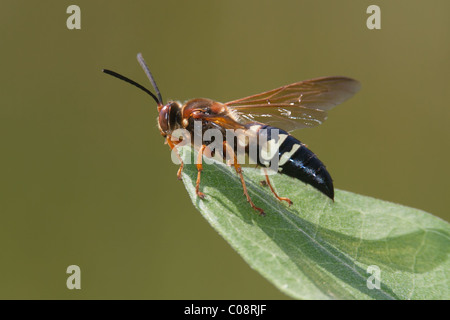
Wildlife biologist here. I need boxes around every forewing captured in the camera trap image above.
[225,76,360,131]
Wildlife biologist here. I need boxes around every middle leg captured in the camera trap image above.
[223,141,265,216]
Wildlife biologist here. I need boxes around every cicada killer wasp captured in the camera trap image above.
[103,54,360,215]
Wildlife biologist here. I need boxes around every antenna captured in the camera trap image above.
[102,69,162,107]
[137,53,163,106]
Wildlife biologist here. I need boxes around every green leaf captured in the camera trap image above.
[179,148,450,300]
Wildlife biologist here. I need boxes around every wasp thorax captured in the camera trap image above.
[157,101,182,135]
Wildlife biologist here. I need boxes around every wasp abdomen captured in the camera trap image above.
[254,124,334,200]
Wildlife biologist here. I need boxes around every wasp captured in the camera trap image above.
[103,53,360,215]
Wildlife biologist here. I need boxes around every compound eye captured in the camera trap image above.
[158,104,170,133]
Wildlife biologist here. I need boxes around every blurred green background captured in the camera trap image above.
[0,0,449,299]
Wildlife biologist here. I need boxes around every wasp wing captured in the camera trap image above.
[225,76,360,132]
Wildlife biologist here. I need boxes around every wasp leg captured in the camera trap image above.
[167,136,183,180]
[195,144,207,199]
[263,169,293,206]
[223,142,265,216]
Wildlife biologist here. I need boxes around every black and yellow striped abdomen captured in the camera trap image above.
[248,124,334,200]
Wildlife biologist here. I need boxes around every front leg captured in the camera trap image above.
[166,136,183,180]
[195,144,207,199]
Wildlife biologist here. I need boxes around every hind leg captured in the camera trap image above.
[262,169,293,206]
